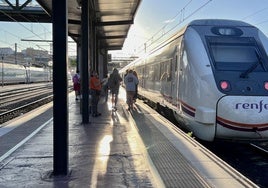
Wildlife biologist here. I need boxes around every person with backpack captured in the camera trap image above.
[72,70,80,100]
[124,69,139,110]
[108,68,122,111]
[133,70,138,102]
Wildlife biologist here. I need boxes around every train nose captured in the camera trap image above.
[216,96,268,140]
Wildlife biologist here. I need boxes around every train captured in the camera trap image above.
[0,62,52,85]
[120,19,268,142]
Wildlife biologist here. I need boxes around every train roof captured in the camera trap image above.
[188,19,254,28]
[159,19,255,48]
[119,19,257,73]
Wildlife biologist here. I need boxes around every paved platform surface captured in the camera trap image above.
[0,85,258,188]
[0,90,161,188]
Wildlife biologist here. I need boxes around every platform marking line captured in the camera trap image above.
[0,118,53,163]
[121,103,166,188]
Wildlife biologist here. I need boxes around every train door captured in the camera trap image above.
[25,67,30,83]
[171,47,179,106]
[160,60,171,100]
[141,61,146,88]
[177,38,185,113]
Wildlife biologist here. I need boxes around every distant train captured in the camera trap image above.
[120,19,268,142]
[0,62,52,85]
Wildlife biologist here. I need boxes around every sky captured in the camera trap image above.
[113,0,268,58]
[0,0,268,58]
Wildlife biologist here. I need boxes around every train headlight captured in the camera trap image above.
[220,81,230,91]
[264,82,268,91]
[211,27,243,36]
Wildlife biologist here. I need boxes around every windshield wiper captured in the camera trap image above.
[240,50,263,78]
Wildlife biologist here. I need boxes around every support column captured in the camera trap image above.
[52,0,69,175]
[92,24,97,72]
[103,50,108,76]
[76,42,81,72]
[81,0,89,123]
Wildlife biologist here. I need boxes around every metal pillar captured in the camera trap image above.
[76,42,81,72]
[52,0,69,175]
[92,24,97,72]
[103,50,108,76]
[81,0,89,123]
[96,44,101,77]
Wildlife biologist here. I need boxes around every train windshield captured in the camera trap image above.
[207,37,267,72]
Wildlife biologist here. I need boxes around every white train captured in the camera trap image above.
[0,62,51,85]
[120,19,268,142]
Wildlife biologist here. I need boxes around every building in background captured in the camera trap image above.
[0,47,51,67]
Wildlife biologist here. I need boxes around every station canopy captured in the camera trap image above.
[0,0,141,50]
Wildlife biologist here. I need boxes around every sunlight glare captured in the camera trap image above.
[98,135,113,164]
[91,134,113,187]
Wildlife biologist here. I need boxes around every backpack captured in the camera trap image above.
[73,74,79,84]
[108,76,115,88]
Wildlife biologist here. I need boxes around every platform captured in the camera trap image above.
[0,86,258,187]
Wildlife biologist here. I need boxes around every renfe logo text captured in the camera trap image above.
[235,100,268,113]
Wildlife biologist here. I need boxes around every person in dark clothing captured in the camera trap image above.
[108,68,122,110]
[133,70,138,101]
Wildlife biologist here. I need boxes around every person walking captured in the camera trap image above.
[90,71,102,117]
[108,68,122,111]
[124,69,139,110]
[72,70,80,100]
[133,70,138,102]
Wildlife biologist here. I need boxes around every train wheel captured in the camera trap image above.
[156,103,165,116]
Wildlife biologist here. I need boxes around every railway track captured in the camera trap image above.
[0,83,72,124]
[0,84,52,111]
[250,142,268,155]
[0,86,51,105]
[0,95,53,125]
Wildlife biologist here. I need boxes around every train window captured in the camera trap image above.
[207,37,267,72]
[175,55,178,72]
[212,45,265,72]
[182,50,188,68]
[148,65,154,81]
